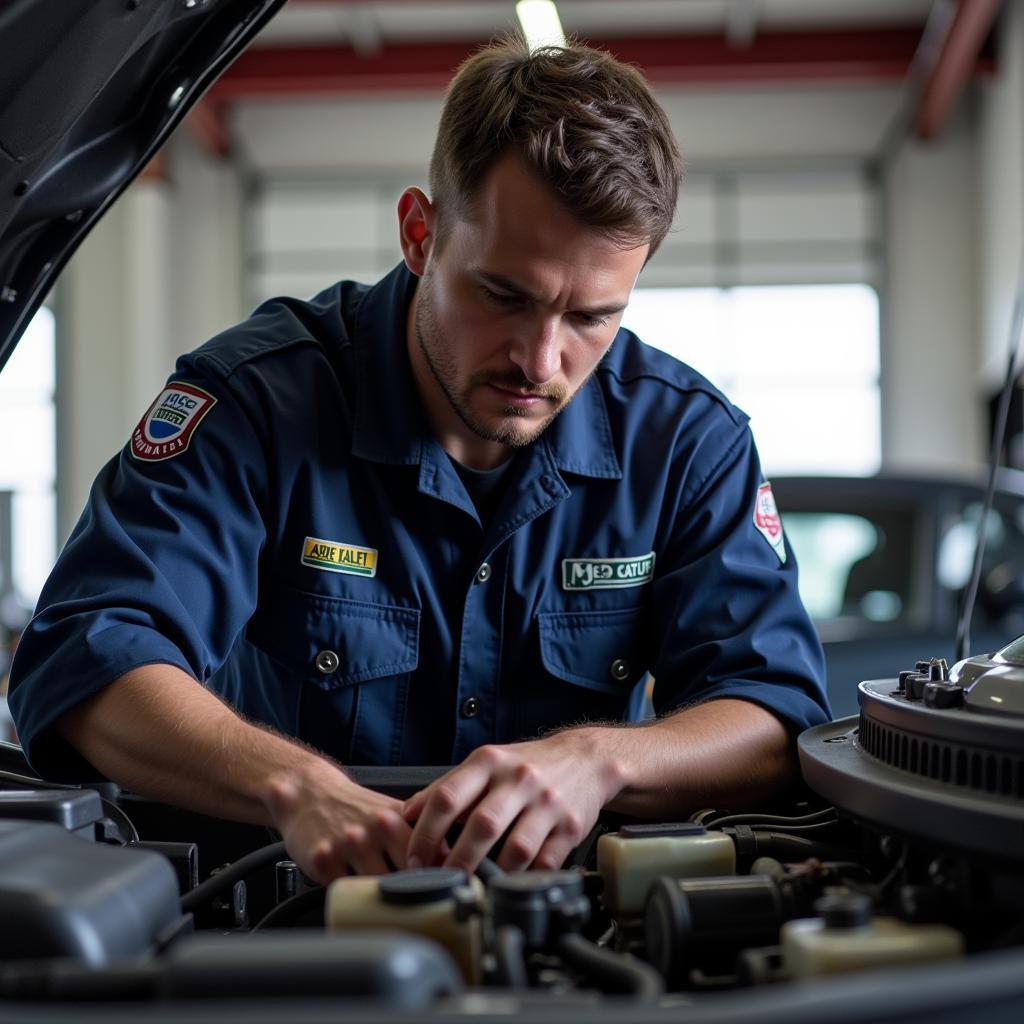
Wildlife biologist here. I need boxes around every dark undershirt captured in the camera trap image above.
[449,453,517,529]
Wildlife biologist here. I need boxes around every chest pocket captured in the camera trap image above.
[245,585,421,766]
[517,606,647,740]
[246,586,420,691]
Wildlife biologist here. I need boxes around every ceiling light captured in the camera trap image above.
[516,1,566,51]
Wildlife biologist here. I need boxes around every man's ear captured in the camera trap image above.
[397,187,434,276]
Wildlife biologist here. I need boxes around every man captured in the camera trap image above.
[8,38,829,883]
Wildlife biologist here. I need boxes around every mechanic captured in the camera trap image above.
[8,38,829,883]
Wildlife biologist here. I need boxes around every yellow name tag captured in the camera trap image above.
[301,537,378,578]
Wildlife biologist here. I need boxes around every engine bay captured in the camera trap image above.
[1,654,1023,1023]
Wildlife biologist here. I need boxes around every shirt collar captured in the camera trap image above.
[350,261,622,480]
[350,262,426,465]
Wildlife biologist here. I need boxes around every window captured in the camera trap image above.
[622,284,881,476]
[0,306,57,610]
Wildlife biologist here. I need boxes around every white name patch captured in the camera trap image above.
[562,552,656,591]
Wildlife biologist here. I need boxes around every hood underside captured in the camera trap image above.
[0,0,286,372]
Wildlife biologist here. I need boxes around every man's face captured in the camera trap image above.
[405,154,649,467]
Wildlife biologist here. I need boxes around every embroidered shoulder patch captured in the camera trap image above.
[562,552,655,591]
[301,537,378,578]
[754,482,787,564]
[130,382,217,462]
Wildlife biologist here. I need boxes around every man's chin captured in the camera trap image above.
[469,410,553,448]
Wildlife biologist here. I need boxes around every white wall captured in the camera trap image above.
[57,182,173,541]
[56,135,245,542]
[881,105,983,471]
[978,0,1024,388]
[232,83,903,171]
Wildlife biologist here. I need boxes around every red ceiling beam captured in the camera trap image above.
[209,27,997,100]
[914,0,1002,140]
[185,99,230,158]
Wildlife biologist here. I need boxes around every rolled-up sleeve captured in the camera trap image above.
[650,419,830,732]
[8,358,268,780]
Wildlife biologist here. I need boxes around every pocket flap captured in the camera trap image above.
[537,606,645,694]
[246,587,420,690]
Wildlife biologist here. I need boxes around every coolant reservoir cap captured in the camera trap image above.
[489,870,584,902]
[815,893,873,929]
[378,868,468,905]
[618,823,706,839]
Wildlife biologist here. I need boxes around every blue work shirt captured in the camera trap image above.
[10,263,829,780]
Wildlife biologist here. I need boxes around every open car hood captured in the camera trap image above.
[0,0,286,373]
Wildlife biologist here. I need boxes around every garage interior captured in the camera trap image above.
[1,1,1024,1017]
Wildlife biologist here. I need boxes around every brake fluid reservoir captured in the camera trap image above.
[597,823,735,919]
[325,868,484,983]
[782,894,963,978]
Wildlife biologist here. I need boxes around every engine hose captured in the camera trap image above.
[181,841,287,913]
[557,933,663,1003]
[251,886,326,930]
[723,827,860,868]
[493,925,529,989]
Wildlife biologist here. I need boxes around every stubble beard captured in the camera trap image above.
[414,273,573,449]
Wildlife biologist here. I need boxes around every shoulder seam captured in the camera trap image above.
[187,334,320,380]
[681,423,752,512]
[598,362,745,426]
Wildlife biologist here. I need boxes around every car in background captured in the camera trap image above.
[774,471,1024,717]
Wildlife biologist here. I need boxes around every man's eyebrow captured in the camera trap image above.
[475,270,627,317]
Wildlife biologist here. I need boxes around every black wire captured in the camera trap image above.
[493,925,529,989]
[748,820,841,835]
[556,933,663,1002]
[180,840,287,913]
[250,886,325,930]
[0,768,75,790]
[0,769,140,842]
[100,797,139,843]
[706,808,837,828]
[955,279,1024,662]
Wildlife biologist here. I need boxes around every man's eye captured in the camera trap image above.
[578,313,611,329]
[481,286,522,307]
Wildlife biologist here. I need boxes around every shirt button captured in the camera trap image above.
[609,658,631,681]
[460,697,481,719]
[315,650,340,675]
[475,563,492,584]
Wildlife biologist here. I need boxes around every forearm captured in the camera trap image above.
[56,663,343,826]
[585,698,799,818]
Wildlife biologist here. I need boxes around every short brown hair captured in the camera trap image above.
[429,35,682,255]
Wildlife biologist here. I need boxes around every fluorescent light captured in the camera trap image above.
[516,0,566,51]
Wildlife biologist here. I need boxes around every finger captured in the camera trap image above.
[444,786,527,873]
[407,767,492,868]
[335,822,392,876]
[401,788,428,824]
[493,803,560,872]
[368,807,414,871]
[530,831,577,872]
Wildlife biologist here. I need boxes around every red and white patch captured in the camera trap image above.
[753,481,787,563]
[130,382,217,462]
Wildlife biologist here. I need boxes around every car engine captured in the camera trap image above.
[1,647,1023,1023]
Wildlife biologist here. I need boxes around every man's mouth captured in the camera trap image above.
[486,383,552,409]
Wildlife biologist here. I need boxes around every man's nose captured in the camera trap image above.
[509,317,561,385]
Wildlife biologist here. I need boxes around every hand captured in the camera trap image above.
[264,762,414,883]
[402,729,626,874]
